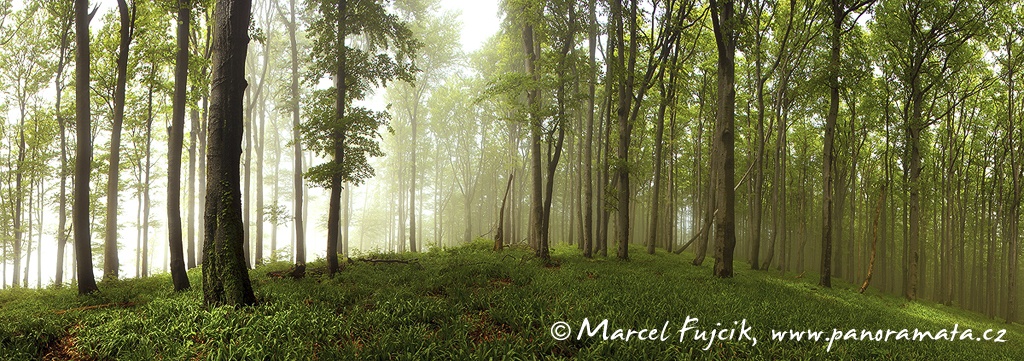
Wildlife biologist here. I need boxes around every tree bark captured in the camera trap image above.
[325,0,347,277]
[582,0,596,258]
[143,84,153,277]
[409,102,418,253]
[73,0,98,295]
[104,0,135,280]
[286,0,306,278]
[202,0,256,307]
[613,0,636,261]
[168,0,191,292]
[523,12,546,261]
[55,7,73,287]
[189,110,198,269]
[710,0,736,277]
[820,0,841,288]
[648,33,679,255]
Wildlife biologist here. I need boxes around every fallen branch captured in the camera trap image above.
[358,258,418,264]
[674,209,716,255]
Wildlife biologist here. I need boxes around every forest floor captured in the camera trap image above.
[1,241,1021,360]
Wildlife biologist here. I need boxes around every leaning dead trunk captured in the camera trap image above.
[495,173,514,251]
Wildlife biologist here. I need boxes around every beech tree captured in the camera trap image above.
[168,0,191,291]
[709,0,737,278]
[73,0,98,295]
[201,0,254,306]
[303,0,417,277]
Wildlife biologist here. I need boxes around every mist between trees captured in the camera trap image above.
[0,0,1020,317]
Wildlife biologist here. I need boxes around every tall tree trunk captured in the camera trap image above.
[342,184,350,257]
[136,164,143,278]
[105,0,135,280]
[286,0,306,278]
[36,180,42,288]
[55,12,72,287]
[243,88,252,266]
[710,0,736,277]
[906,81,923,300]
[271,115,280,257]
[202,0,255,306]
[749,4,767,270]
[13,94,26,288]
[523,12,546,261]
[23,181,32,287]
[583,0,596,258]
[73,0,98,295]
[198,95,208,265]
[143,85,153,277]
[168,0,191,292]
[325,0,347,277]
[614,0,637,261]
[188,107,198,269]
[820,0,841,288]
[648,41,677,255]
[255,101,265,265]
[1005,35,1020,323]
[409,104,418,253]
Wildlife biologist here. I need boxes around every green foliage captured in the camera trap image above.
[301,0,420,189]
[1,245,1021,359]
[300,89,390,188]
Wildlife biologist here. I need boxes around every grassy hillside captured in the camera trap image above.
[1,241,1020,360]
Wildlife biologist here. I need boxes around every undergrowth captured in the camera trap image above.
[0,240,1020,360]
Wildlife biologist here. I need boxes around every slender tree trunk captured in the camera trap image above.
[188,109,198,269]
[143,85,153,277]
[136,165,143,278]
[342,184,350,258]
[104,0,135,280]
[255,99,266,265]
[409,104,418,253]
[13,100,25,288]
[73,0,98,295]
[325,0,348,277]
[271,115,280,258]
[55,14,72,287]
[582,0,596,258]
[1005,36,1020,323]
[820,0,841,288]
[202,0,256,306]
[286,0,306,278]
[198,95,208,265]
[243,88,252,266]
[36,180,42,288]
[23,182,32,287]
[710,0,737,277]
[523,13,546,260]
[906,82,923,300]
[750,7,767,270]
[168,0,191,291]
[648,42,677,255]
[613,0,637,261]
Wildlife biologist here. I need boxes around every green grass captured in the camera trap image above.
[1,241,1021,360]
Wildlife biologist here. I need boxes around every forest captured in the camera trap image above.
[0,0,1022,359]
